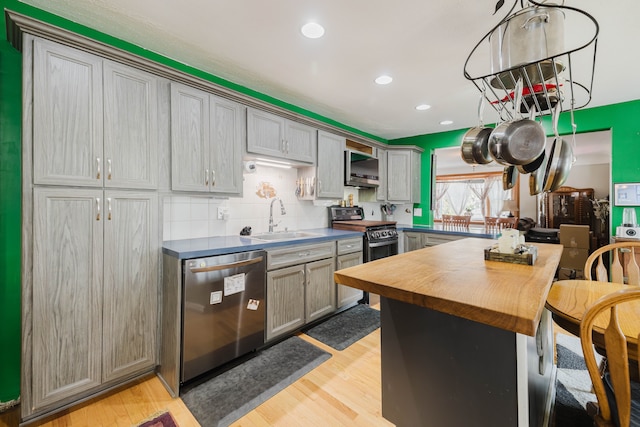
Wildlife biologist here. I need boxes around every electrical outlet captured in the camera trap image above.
[217,207,228,220]
[414,208,423,217]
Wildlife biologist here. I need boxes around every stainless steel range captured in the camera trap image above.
[328,206,399,263]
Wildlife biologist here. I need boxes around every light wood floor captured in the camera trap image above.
[1,303,393,427]
[1,306,574,427]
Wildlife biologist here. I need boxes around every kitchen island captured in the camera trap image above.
[334,237,563,427]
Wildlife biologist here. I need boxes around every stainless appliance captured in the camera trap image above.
[329,206,398,263]
[182,250,266,383]
[344,150,380,188]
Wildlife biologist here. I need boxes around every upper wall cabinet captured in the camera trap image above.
[247,108,317,164]
[387,148,422,203]
[316,131,345,198]
[33,38,159,189]
[170,82,244,195]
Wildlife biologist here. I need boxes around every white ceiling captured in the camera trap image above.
[18,0,640,140]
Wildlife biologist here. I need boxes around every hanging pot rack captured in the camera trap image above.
[463,1,599,122]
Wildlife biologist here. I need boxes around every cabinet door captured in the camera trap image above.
[33,38,103,187]
[316,131,345,198]
[411,150,422,203]
[170,82,210,192]
[102,191,158,382]
[387,150,412,202]
[266,265,305,341]
[377,148,388,201]
[209,95,244,195]
[247,108,286,158]
[285,121,317,163]
[103,60,158,189]
[305,258,336,323]
[403,232,424,252]
[31,188,103,409]
[336,252,364,308]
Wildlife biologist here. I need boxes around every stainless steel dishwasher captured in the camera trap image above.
[182,250,266,383]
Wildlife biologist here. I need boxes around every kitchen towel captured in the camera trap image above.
[181,336,330,427]
[554,332,601,427]
[135,411,178,427]
[304,304,380,351]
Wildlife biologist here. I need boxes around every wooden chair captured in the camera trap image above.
[584,242,640,285]
[442,214,471,230]
[580,287,640,427]
[484,217,500,233]
[498,216,519,230]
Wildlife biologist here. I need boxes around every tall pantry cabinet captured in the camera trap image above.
[22,37,160,420]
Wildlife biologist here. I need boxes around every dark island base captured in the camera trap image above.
[380,297,556,427]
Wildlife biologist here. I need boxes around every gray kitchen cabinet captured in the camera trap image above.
[316,130,345,198]
[33,38,159,189]
[336,237,364,308]
[247,107,317,164]
[376,148,388,201]
[266,265,306,340]
[387,148,421,203]
[170,82,243,195]
[305,258,336,322]
[265,242,336,341]
[403,231,463,252]
[103,60,159,189]
[29,188,158,414]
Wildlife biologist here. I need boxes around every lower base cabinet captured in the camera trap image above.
[403,231,464,252]
[336,238,364,308]
[266,242,336,341]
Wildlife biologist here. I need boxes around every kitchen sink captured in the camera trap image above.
[250,231,322,241]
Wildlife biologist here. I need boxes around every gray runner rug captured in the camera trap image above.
[554,333,602,427]
[181,335,330,427]
[305,304,380,350]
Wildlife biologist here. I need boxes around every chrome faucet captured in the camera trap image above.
[268,197,286,232]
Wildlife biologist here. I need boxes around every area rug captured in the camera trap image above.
[304,304,380,350]
[554,333,602,427]
[181,335,330,427]
[135,411,178,427]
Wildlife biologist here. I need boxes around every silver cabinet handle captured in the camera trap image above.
[285,140,289,154]
[107,197,112,220]
[107,158,112,180]
[211,169,216,187]
[96,157,101,180]
[281,139,286,153]
[96,197,101,221]
[205,169,209,186]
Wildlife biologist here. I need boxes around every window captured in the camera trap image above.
[434,171,519,223]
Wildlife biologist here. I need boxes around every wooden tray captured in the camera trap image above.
[484,245,538,266]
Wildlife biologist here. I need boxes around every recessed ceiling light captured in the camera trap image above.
[301,22,325,39]
[416,104,431,111]
[375,75,393,85]
[440,120,453,125]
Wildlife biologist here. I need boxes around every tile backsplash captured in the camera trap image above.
[163,165,413,241]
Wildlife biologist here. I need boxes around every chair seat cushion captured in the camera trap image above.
[603,372,640,426]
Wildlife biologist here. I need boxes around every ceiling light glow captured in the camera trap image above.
[375,75,393,85]
[301,22,325,39]
[416,104,431,111]
[440,120,453,125]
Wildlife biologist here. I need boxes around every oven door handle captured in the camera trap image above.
[367,239,398,248]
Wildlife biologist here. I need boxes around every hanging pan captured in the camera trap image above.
[502,165,518,190]
[489,79,546,166]
[543,103,574,192]
[461,93,493,165]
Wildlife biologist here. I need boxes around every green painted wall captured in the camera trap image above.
[391,100,640,227]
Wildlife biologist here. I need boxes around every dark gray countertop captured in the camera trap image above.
[397,223,500,239]
[162,228,363,259]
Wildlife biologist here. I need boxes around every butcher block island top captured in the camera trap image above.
[334,237,563,337]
